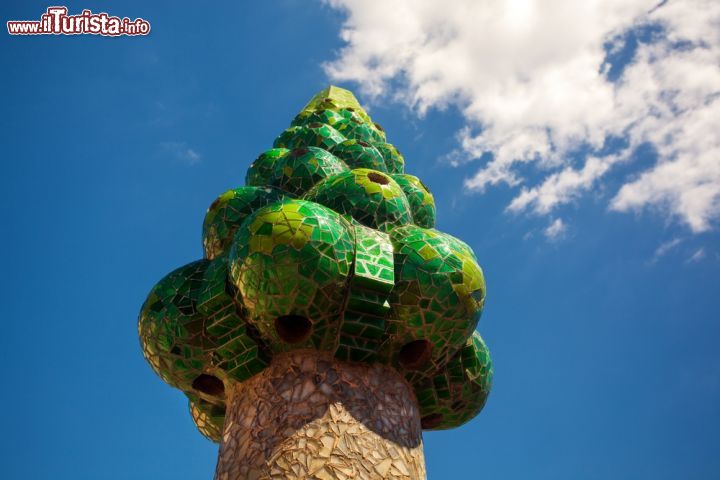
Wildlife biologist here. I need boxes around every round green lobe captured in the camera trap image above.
[291,109,345,128]
[273,123,346,151]
[335,118,386,144]
[375,143,405,174]
[266,147,349,197]
[138,260,213,391]
[304,169,413,232]
[387,225,485,376]
[392,174,436,228]
[414,331,492,430]
[202,186,287,260]
[228,199,355,352]
[246,148,290,187]
[330,140,387,172]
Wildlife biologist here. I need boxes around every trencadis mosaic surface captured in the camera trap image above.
[139,86,493,444]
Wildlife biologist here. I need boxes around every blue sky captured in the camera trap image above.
[2,1,719,479]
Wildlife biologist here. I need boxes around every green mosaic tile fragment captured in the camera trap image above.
[202,186,287,259]
[350,223,395,295]
[273,124,346,151]
[228,199,354,353]
[392,174,436,228]
[266,147,349,197]
[304,169,412,232]
[246,148,290,187]
[335,107,365,124]
[335,310,386,364]
[196,257,231,316]
[345,289,389,316]
[375,143,405,174]
[413,331,492,430]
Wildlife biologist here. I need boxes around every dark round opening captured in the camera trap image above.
[275,315,313,344]
[421,413,444,429]
[367,171,390,185]
[357,140,370,147]
[192,374,225,396]
[309,122,323,128]
[346,107,355,112]
[398,339,433,370]
[374,122,385,132]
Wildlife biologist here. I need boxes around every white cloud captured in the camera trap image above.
[160,141,202,166]
[507,154,625,214]
[544,218,567,240]
[323,0,720,233]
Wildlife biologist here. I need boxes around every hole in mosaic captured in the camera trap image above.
[275,315,313,344]
[367,172,390,185]
[192,374,225,396]
[398,339,433,370]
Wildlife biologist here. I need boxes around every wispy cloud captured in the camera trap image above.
[686,247,706,263]
[648,237,683,264]
[160,141,202,166]
[544,218,567,241]
[323,0,720,233]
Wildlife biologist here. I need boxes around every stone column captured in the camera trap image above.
[214,350,426,480]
